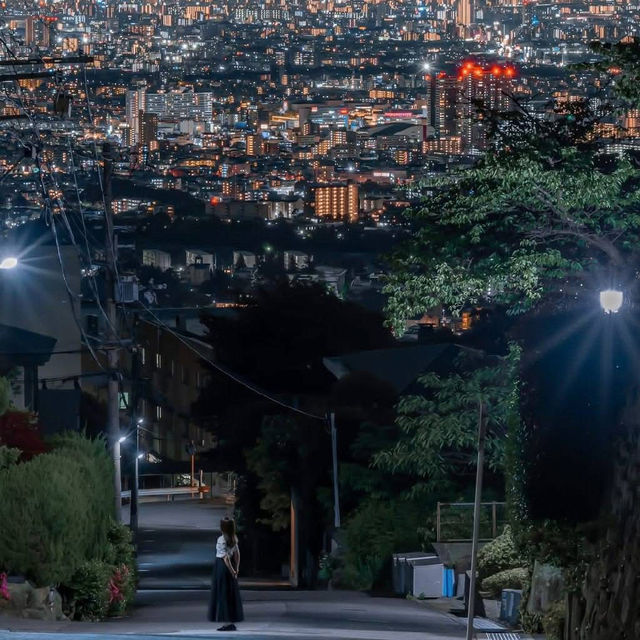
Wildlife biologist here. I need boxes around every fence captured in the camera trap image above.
[436,501,506,542]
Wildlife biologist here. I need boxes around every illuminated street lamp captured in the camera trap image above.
[600,289,623,314]
[0,257,18,270]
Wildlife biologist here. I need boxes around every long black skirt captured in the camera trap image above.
[207,557,244,623]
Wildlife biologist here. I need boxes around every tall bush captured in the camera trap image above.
[339,498,422,591]
[477,525,523,580]
[0,433,115,586]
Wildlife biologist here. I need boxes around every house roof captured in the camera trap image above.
[323,343,479,394]
[0,323,57,366]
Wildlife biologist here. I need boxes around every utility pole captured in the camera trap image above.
[466,401,487,640]
[329,412,341,530]
[129,321,140,534]
[103,141,122,518]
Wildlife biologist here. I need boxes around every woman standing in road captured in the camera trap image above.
[208,516,244,631]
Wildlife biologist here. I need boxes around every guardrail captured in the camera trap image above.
[121,485,210,501]
[121,471,236,504]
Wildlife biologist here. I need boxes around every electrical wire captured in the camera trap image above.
[66,135,124,339]
[0,30,117,374]
[137,299,325,421]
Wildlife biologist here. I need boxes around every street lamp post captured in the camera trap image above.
[466,401,487,640]
[130,419,143,533]
[120,419,145,535]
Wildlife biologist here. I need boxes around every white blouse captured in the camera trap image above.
[216,535,238,559]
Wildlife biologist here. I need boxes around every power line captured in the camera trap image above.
[137,300,325,421]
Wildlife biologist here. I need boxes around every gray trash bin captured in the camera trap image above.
[409,555,443,598]
[392,553,435,596]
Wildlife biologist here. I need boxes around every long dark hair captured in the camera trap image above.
[220,517,237,546]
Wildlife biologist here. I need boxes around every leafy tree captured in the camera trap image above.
[193,281,393,583]
[374,345,520,499]
[384,142,640,330]
[0,410,48,460]
[383,41,640,638]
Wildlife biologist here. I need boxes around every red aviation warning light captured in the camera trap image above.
[457,61,517,81]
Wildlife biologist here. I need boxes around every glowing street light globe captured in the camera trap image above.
[0,257,17,270]
[600,289,623,314]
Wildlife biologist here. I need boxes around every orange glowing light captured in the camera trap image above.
[491,66,502,76]
[473,68,483,77]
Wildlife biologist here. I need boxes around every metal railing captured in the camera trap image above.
[436,501,506,542]
[122,471,236,502]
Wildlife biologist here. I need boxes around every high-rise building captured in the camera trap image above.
[431,75,460,137]
[139,111,158,147]
[314,182,359,222]
[457,62,516,152]
[246,134,263,156]
[125,86,146,145]
[456,0,472,28]
[24,17,35,47]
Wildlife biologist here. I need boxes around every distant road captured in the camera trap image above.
[121,499,231,590]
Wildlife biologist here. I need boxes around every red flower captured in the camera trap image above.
[0,572,10,600]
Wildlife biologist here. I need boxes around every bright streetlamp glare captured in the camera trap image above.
[118,435,127,443]
[600,289,623,314]
[422,62,431,71]
[0,257,18,270]
[137,453,144,459]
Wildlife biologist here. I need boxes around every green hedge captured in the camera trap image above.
[478,525,523,580]
[0,433,115,586]
[337,498,422,591]
[481,567,528,597]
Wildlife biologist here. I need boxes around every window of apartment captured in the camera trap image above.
[156,353,162,369]
[170,359,176,376]
[140,347,146,366]
[156,405,163,420]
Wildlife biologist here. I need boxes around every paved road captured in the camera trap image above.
[0,589,472,639]
[0,502,519,639]
[122,500,232,589]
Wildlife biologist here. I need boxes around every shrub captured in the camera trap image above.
[541,600,566,640]
[0,445,20,470]
[0,450,94,584]
[65,560,112,621]
[103,523,136,615]
[478,525,523,580]
[0,410,48,460]
[0,433,115,586]
[105,522,135,569]
[338,498,422,591]
[481,567,528,597]
[107,564,135,616]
